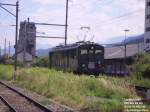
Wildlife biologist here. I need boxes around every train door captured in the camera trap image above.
[87,45,95,70]
[78,46,88,73]
[86,45,104,74]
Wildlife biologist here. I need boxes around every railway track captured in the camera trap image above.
[134,86,150,92]
[0,95,16,112]
[0,81,73,112]
[133,85,150,103]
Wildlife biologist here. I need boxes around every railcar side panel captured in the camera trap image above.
[49,43,104,75]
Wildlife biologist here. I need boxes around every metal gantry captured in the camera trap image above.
[0,0,70,80]
[65,0,69,45]
[34,0,69,45]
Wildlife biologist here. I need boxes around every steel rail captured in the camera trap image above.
[134,86,150,91]
[132,85,150,104]
[0,95,17,112]
[0,81,53,112]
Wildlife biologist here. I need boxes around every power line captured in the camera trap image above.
[92,8,144,31]
[72,8,144,33]
[36,36,65,39]
[35,23,66,27]
[0,5,16,17]
[95,0,114,7]
[100,8,144,25]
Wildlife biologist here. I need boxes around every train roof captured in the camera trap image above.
[50,41,104,52]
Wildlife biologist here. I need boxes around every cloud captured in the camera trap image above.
[32,0,65,5]
[0,0,146,47]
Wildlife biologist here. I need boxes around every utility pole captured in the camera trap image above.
[0,1,19,80]
[0,46,1,57]
[65,0,69,45]
[4,38,6,55]
[14,1,19,80]
[23,19,28,66]
[33,0,69,45]
[124,29,129,75]
[9,41,10,56]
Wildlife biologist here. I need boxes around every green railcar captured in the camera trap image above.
[49,42,104,75]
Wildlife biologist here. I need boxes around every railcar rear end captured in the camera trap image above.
[49,42,104,75]
[77,43,104,75]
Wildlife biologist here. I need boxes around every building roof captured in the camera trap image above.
[105,43,144,59]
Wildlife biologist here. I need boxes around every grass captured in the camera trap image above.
[0,64,138,111]
[0,64,13,80]
[126,75,150,88]
[128,54,150,88]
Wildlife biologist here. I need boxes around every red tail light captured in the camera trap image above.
[96,64,102,68]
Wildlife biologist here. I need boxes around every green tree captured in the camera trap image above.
[33,56,49,67]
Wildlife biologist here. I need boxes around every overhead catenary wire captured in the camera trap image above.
[94,0,114,7]
[0,0,145,45]
[100,8,144,25]
[0,5,16,17]
[71,0,144,41]
[72,7,144,41]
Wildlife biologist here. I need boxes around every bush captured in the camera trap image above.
[0,57,14,65]
[127,53,150,87]
[33,57,49,67]
[132,54,150,79]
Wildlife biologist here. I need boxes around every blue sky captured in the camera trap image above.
[0,0,145,49]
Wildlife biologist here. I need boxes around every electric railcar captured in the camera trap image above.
[49,42,104,75]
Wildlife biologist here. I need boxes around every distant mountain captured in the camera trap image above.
[36,49,51,57]
[105,34,144,47]
[120,34,144,44]
[35,44,54,57]
[36,44,52,57]
[1,44,52,56]
[0,46,15,56]
[1,34,144,57]
[36,44,52,49]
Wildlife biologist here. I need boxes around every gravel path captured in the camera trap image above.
[0,84,47,112]
[3,81,74,112]
[0,81,75,112]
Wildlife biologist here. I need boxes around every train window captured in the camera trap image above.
[89,50,94,54]
[91,46,94,50]
[95,50,102,54]
[80,50,88,55]
[146,39,150,43]
[98,61,101,64]
[146,27,150,31]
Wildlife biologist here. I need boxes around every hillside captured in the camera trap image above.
[105,34,144,47]
[36,49,50,57]
[1,34,144,57]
